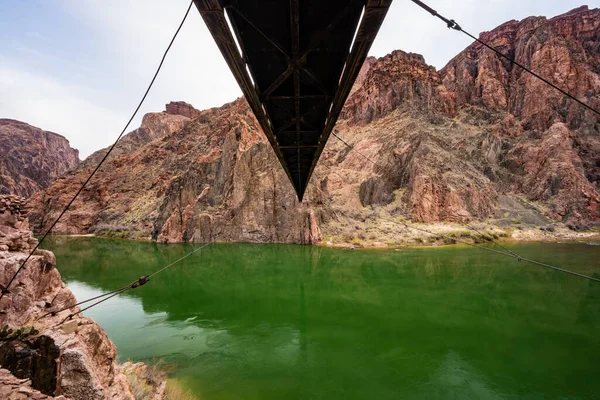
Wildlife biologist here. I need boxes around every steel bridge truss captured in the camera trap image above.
[194,0,392,200]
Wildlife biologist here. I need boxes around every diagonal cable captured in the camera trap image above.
[0,0,195,301]
[402,222,600,283]
[48,242,211,327]
[331,130,600,284]
[409,0,600,118]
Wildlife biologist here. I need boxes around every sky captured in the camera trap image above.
[1,0,597,159]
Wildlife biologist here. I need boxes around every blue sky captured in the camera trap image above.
[1,0,596,158]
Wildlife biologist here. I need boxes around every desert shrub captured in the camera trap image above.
[164,384,198,400]
[124,360,176,400]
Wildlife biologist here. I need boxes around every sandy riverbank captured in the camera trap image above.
[319,221,600,249]
[51,221,600,249]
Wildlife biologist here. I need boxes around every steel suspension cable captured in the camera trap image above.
[332,132,379,166]
[0,0,195,301]
[47,242,211,327]
[409,0,600,118]
[402,222,600,283]
[467,223,520,258]
[36,283,133,321]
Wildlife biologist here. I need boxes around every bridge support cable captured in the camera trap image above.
[331,132,600,284]
[39,242,211,328]
[409,0,600,118]
[400,223,600,283]
[0,0,195,301]
[466,223,521,258]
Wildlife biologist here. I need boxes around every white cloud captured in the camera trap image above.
[58,0,242,127]
[0,62,124,157]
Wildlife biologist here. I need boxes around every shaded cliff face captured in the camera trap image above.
[27,6,600,243]
[0,120,79,198]
[81,102,192,169]
[0,196,137,399]
[28,101,324,243]
[439,5,600,224]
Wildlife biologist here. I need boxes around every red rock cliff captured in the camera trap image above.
[25,6,600,242]
[0,120,79,198]
[439,5,600,223]
[0,195,141,399]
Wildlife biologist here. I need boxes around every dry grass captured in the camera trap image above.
[125,365,160,400]
[124,361,198,400]
[163,383,198,400]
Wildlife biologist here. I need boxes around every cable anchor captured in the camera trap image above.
[447,19,461,30]
[131,276,150,289]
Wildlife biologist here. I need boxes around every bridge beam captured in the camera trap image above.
[194,0,393,200]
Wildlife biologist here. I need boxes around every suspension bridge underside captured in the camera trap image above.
[194,0,392,200]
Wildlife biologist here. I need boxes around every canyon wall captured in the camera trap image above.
[26,6,600,244]
[0,195,148,399]
[0,120,79,198]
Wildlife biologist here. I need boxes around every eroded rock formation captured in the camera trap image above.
[81,103,196,169]
[26,6,600,243]
[165,101,202,119]
[28,100,325,243]
[440,5,600,222]
[0,196,140,399]
[0,120,79,198]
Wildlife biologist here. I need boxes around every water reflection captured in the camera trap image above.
[44,238,600,400]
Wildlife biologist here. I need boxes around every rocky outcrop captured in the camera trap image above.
[0,196,34,253]
[81,104,195,169]
[439,5,600,224]
[505,122,600,221]
[165,101,202,119]
[0,196,139,399]
[0,368,70,400]
[28,99,327,243]
[441,6,600,131]
[341,50,455,124]
[350,56,377,95]
[0,120,79,198]
[25,7,600,242]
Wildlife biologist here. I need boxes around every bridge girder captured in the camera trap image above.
[194,0,392,200]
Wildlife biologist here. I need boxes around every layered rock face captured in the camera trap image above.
[440,5,600,223]
[27,6,600,243]
[28,100,325,243]
[165,101,202,119]
[341,50,455,124]
[0,195,137,399]
[0,120,79,198]
[0,368,69,399]
[81,104,194,169]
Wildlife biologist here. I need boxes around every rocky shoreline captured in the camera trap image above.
[0,195,164,399]
[53,220,600,249]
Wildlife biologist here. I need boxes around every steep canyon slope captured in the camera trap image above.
[28,6,600,244]
[0,120,79,198]
[0,195,144,399]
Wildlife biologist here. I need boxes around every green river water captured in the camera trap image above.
[42,237,600,400]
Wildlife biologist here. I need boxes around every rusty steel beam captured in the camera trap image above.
[195,0,393,200]
[279,145,320,149]
[193,0,298,190]
[306,0,393,188]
